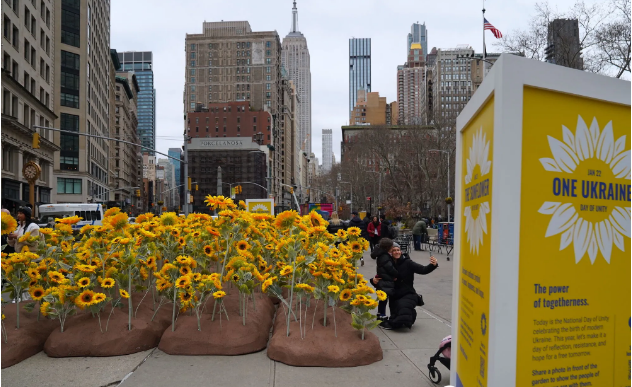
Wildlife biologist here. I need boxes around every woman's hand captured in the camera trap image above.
[429,256,438,266]
[371,275,381,285]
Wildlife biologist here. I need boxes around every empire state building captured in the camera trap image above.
[281,1,312,153]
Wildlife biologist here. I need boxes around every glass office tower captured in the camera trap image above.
[349,38,371,120]
[118,52,156,155]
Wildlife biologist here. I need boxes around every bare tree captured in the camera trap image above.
[595,0,631,77]
[496,0,629,78]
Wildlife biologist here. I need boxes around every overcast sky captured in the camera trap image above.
[111,0,579,163]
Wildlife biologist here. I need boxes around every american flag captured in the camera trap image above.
[484,18,502,39]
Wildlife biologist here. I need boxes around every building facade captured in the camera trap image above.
[1,0,58,213]
[349,38,371,120]
[407,22,428,61]
[157,158,175,210]
[167,147,182,208]
[351,90,388,125]
[184,21,284,202]
[187,137,267,213]
[118,51,156,155]
[321,129,332,173]
[111,70,141,212]
[397,42,429,125]
[546,19,583,70]
[53,0,111,204]
[430,46,475,125]
[281,1,311,154]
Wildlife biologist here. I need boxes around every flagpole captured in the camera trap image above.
[482,0,486,78]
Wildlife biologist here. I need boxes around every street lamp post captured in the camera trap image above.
[429,149,451,222]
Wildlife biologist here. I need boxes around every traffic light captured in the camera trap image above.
[195,184,198,191]
[32,132,40,149]
[188,177,192,190]
[135,189,141,197]
[235,185,242,194]
[290,187,294,194]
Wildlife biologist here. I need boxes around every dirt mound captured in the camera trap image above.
[267,302,383,367]
[1,305,58,368]
[158,291,275,355]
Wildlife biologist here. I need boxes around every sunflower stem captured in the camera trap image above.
[97,312,103,333]
[333,303,337,338]
[242,293,246,326]
[171,287,177,332]
[150,271,156,311]
[323,294,327,327]
[312,299,318,330]
[15,290,20,330]
[128,268,132,331]
[151,297,166,322]
[211,299,218,322]
[135,289,150,318]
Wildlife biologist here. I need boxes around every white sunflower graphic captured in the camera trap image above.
[538,115,631,264]
[251,204,270,213]
[464,128,492,255]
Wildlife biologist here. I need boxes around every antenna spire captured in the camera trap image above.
[291,0,299,33]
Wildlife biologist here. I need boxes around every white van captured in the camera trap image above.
[39,203,104,230]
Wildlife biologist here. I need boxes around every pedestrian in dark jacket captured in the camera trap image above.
[366,216,381,251]
[326,211,347,235]
[412,220,428,251]
[361,213,371,241]
[376,250,438,330]
[380,214,391,240]
[347,211,365,265]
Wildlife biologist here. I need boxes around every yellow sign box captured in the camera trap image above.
[452,54,630,386]
[245,198,274,215]
[456,96,494,387]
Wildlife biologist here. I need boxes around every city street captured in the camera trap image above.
[1,248,455,387]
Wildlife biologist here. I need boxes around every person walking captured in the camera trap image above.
[361,212,371,242]
[7,206,41,253]
[366,216,381,252]
[379,214,392,240]
[327,211,347,235]
[412,219,428,251]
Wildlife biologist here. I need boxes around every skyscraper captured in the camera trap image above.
[322,129,332,173]
[397,42,427,125]
[349,38,371,120]
[407,23,428,61]
[282,1,312,153]
[54,0,112,203]
[546,19,583,70]
[118,52,156,155]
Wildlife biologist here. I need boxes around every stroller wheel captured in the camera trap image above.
[428,366,442,384]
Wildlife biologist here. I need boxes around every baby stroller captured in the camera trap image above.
[427,335,451,384]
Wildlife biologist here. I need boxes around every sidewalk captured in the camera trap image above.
[1,248,454,387]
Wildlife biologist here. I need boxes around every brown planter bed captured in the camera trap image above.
[267,302,383,367]
[1,304,58,368]
[44,292,172,358]
[158,291,275,355]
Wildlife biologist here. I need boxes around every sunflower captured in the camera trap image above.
[55,215,82,225]
[1,212,18,235]
[192,231,201,238]
[308,211,326,227]
[206,226,220,236]
[29,286,45,301]
[203,245,213,256]
[261,278,274,293]
[48,271,65,283]
[327,285,340,293]
[104,207,121,217]
[77,277,91,288]
[336,229,347,239]
[179,292,193,303]
[279,265,293,276]
[160,212,179,226]
[376,290,387,301]
[347,227,361,237]
[180,266,192,276]
[191,273,202,282]
[350,241,363,254]
[265,243,275,250]
[26,267,40,279]
[175,276,191,289]
[93,293,107,303]
[76,290,95,307]
[146,256,156,268]
[40,301,50,317]
[296,283,315,293]
[178,237,186,246]
[157,281,171,292]
[339,289,353,302]
[236,240,250,252]
[107,213,129,230]
[176,255,190,265]
[101,278,115,288]
[119,289,130,299]
[213,290,226,299]
[75,264,97,273]
[273,210,299,229]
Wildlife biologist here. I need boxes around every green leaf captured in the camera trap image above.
[368,320,381,330]
[59,262,72,271]
[361,312,373,320]
[351,322,364,330]
[23,302,36,312]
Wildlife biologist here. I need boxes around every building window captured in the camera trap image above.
[190,52,196,59]
[266,66,271,73]
[60,113,79,170]
[57,177,82,194]
[190,60,195,67]
[266,58,271,64]
[61,0,80,47]
[190,43,196,50]
[266,75,271,81]
[266,41,271,48]
[266,50,271,56]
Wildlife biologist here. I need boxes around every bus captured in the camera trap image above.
[38,203,104,230]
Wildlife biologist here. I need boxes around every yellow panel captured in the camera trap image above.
[517,86,631,386]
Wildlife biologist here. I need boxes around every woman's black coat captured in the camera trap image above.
[387,255,438,329]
